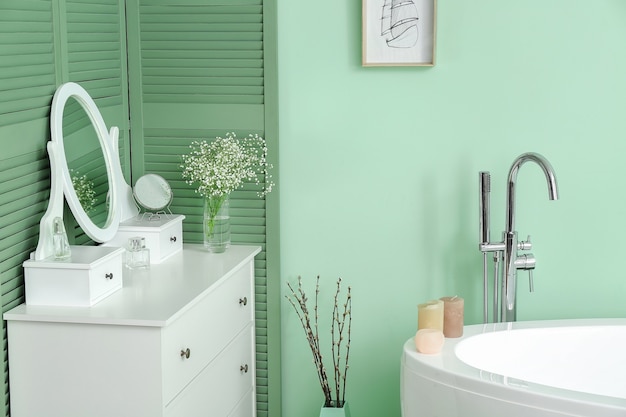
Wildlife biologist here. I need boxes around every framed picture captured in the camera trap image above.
[362,0,437,67]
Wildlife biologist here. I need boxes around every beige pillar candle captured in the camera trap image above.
[440,296,464,338]
[417,299,444,331]
[414,329,445,354]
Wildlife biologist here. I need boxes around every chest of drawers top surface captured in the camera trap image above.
[4,244,261,327]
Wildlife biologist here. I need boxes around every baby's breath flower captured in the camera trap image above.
[71,170,97,213]
[180,132,274,198]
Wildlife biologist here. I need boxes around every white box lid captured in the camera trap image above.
[118,214,185,232]
[24,245,124,270]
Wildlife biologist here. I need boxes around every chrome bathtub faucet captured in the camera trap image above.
[479,153,559,323]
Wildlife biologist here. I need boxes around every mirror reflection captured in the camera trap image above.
[61,97,110,229]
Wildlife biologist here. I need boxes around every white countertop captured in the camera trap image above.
[4,244,261,327]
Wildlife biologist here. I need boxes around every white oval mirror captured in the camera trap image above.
[62,96,110,228]
[133,174,173,211]
[50,82,120,243]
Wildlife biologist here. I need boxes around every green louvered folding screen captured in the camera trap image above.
[65,0,131,149]
[126,1,278,415]
[0,2,57,414]
[66,0,129,104]
[1,1,278,416]
[0,1,128,416]
[64,0,131,244]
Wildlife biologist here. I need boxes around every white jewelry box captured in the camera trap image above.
[107,214,185,264]
[23,245,124,307]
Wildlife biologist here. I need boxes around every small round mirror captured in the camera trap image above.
[133,174,173,211]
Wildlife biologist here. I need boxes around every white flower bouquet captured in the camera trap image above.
[181,132,273,198]
[181,132,273,251]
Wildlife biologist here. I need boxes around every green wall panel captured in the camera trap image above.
[1,1,278,415]
[0,1,129,415]
[0,1,56,413]
[0,1,56,130]
[126,1,279,415]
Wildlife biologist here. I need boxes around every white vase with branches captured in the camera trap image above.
[286,276,352,413]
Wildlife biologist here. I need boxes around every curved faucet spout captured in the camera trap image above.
[505,152,559,234]
[502,152,559,322]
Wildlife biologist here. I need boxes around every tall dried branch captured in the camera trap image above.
[286,275,352,408]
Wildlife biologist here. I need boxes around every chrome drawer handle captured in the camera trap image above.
[170,236,177,243]
[105,273,114,280]
[180,348,191,359]
[240,364,249,373]
[239,297,248,306]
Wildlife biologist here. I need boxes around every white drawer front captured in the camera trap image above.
[111,215,184,263]
[165,325,255,417]
[162,261,254,403]
[156,220,183,262]
[88,256,124,304]
[228,388,255,417]
[24,249,123,307]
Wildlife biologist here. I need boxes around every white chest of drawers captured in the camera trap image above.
[4,244,261,417]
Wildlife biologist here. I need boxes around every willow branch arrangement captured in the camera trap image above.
[286,276,352,408]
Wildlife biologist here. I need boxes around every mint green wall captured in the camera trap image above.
[277,1,626,416]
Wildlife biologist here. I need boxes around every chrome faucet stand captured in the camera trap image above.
[479,153,559,323]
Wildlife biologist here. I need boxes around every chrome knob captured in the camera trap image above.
[514,253,536,292]
[514,253,536,270]
[518,235,532,251]
[180,348,191,359]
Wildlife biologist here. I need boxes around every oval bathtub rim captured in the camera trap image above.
[402,318,626,414]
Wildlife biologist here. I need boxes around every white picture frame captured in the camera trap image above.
[362,0,437,67]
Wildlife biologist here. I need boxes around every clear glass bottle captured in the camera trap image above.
[125,236,150,269]
[52,217,71,260]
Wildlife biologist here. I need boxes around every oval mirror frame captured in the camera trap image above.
[62,96,111,228]
[133,174,173,211]
[50,82,120,243]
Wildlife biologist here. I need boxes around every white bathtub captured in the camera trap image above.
[401,319,626,417]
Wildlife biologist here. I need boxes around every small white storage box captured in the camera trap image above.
[23,245,124,307]
[108,214,185,264]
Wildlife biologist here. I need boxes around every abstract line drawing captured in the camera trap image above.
[380,0,419,48]
[363,0,436,66]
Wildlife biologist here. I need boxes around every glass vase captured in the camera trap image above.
[203,194,230,253]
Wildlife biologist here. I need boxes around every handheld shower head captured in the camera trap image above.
[479,171,491,245]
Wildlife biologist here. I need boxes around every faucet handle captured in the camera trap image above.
[514,253,537,292]
[518,235,532,251]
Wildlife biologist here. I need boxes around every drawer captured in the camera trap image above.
[155,219,183,262]
[23,246,123,307]
[161,261,253,404]
[88,255,124,302]
[164,325,255,417]
[109,214,184,263]
[228,388,255,417]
